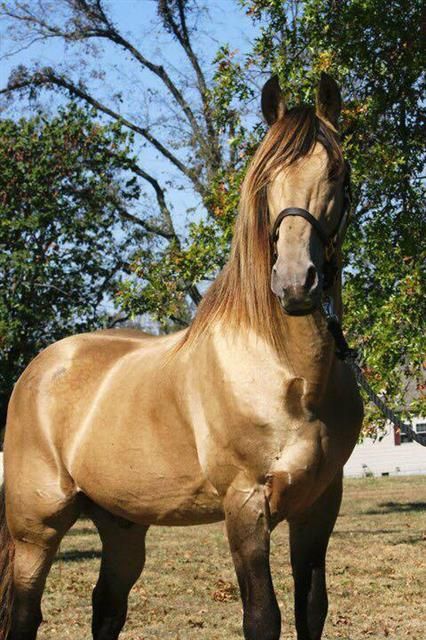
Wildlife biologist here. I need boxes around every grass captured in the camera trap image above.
[39,476,426,639]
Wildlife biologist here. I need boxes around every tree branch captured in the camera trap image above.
[158,0,221,168]
[2,2,208,151]
[0,69,206,195]
[101,32,205,145]
[119,159,203,305]
[107,312,131,328]
[112,163,202,306]
[116,207,174,241]
[122,158,176,235]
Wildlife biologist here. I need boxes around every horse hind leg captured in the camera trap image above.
[2,489,82,640]
[0,486,14,639]
[10,538,62,640]
[89,504,148,640]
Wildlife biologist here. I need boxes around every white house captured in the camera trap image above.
[344,417,426,477]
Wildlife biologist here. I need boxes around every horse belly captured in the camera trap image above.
[68,382,224,525]
[74,451,224,526]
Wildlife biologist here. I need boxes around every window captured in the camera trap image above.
[415,422,426,434]
[400,429,413,444]
[398,418,426,444]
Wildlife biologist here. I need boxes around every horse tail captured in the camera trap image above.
[0,485,14,639]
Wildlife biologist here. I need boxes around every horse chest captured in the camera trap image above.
[189,339,361,511]
[190,368,319,493]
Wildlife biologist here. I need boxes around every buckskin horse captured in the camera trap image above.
[0,73,363,640]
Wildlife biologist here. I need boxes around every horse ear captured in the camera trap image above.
[261,75,286,126]
[316,72,342,128]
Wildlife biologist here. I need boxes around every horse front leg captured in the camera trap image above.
[289,471,343,640]
[224,478,281,640]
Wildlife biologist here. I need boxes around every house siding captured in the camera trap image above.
[344,420,426,477]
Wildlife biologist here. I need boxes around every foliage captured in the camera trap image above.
[0,104,141,429]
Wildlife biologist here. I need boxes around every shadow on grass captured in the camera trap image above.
[66,526,98,537]
[55,549,102,563]
[333,528,404,536]
[366,501,426,515]
[391,535,425,546]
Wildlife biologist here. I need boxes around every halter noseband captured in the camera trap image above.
[271,164,352,290]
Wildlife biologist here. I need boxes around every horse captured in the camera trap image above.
[0,72,363,640]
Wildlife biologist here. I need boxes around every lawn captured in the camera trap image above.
[39,476,425,639]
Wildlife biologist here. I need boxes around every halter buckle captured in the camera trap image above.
[321,295,338,322]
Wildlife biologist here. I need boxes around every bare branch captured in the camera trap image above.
[92,258,129,312]
[113,163,202,306]
[101,32,205,144]
[116,207,174,241]
[158,0,221,167]
[188,283,202,305]
[120,158,177,233]
[2,1,209,160]
[121,159,203,305]
[107,312,131,328]
[0,69,206,194]
[169,314,189,327]
[0,34,58,60]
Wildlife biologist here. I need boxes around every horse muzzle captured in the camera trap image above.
[271,263,322,315]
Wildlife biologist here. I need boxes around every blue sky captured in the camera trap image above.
[0,1,257,82]
[0,1,262,234]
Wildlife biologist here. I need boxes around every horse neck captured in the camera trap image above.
[279,279,342,407]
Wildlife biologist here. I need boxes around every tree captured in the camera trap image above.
[0,0,221,322]
[0,103,142,432]
[1,0,424,432]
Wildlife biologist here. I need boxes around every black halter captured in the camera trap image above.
[271,163,352,289]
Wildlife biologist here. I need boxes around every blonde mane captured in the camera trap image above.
[180,106,344,352]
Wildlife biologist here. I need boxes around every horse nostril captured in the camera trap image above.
[304,265,318,292]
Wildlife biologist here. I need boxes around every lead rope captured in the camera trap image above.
[322,296,426,447]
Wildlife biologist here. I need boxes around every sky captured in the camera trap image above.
[0,0,262,234]
[0,1,257,85]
